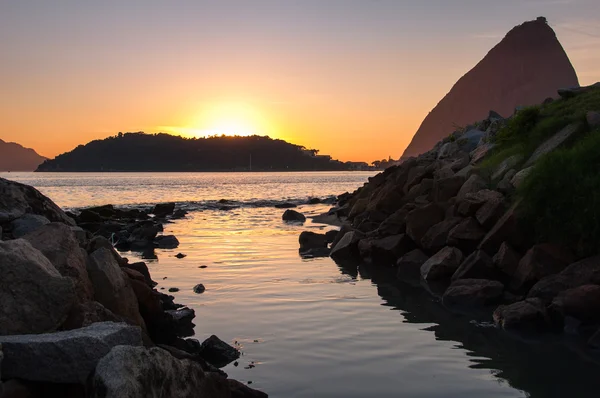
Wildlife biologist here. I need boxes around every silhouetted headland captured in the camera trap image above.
[0,139,47,171]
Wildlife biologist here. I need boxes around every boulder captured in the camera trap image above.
[24,222,94,301]
[152,202,176,217]
[475,193,506,229]
[369,234,414,265]
[396,249,429,280]
[88,345,232,398]
[0,177,75,225]
[61,301,123,330]
[124,262,155,287]
[229,379,269,398]
[330,231,363,264]
[298,231,328,252]
[198,335,241,368]
[493,298,551,331]
[528,255,600,302]
[348,198,369,219]
[491,155,523,181]
[443,279,504,307]
[10,214,50,238]
[510,167,533,188]
[492,242,521,278]
[0,322,142,384]
[459,129,486,152]
[87,248,146,328]
[524,123,582,167]
[446,217,486,254]
[405,204,445,245]
[193,284,206,294]
[557,82,600,99]
[0,239,75,335]
[420,246,464,281]
[420,217,463,253]
[456,175,487,200]
[282,209,306,223]
[470,143,495,165]
[452,250,500,281]
[437,142,460,159]
[154,235,180,249]
[431,176,465,202]
[79,209,103,223]
[455,165,475,179]
[87,235,127,265]
[479,202,526,255]
[376,205,414,236]
[550,285,600,324]
[587,110,600,129]
[510,244,575,291]
[456,189,503,217]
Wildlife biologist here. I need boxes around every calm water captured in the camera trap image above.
[4,172,600,397]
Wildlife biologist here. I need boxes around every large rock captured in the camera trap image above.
[493,298,551,331]
[375,205,413,236]
[154,235,180,249]
[298,231,328,252]
[0,322,142,384]
[0,239,75,335]
[479,202,526,255]
[456,175,488,200]
[491,155,522,181]
[152,202,175,217]
[451,250,500,281]
[524,123,582,167]
[510,244,575,291]
[446,217,486,254]
[443,279,504,307]
[550,285,600,324]
[396,249,429,280]
[87,248,146,328]
[330,231,363,264]
[282,209,306,223]
[431,176,465,202]
[492,242,521,278]
[420,217,463,253]
[528,255,600,302]
[10,214,50,238]
[88,345,232,398]
[24,222,94,301]
[198,335,241,368]
[475,193,506,229]
[0,177,75,225]
[510,166,533,188]
[456,189,503,217]
[420,246,463,281]
[405,204,444,244]
[368,234,414,265]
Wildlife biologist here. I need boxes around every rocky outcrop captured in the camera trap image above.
[0,322,142,384]
[0,139,46,171]
[401,17,578,159]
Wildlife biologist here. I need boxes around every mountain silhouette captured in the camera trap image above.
[401,17,579,159]
[0,139,47,171]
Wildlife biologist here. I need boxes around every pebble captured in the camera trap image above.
[199,265,208,269]
[193,284,206,294]
[175,253,186,259]
[168,287,180,292]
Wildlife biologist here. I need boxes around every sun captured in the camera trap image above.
[188,102,267,137]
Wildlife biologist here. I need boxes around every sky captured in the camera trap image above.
[1,0,599,162]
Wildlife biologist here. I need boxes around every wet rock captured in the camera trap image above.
[456,175,487,200]
[493,242,521,278]
[152,202,176,217]
[524,123,582,167]
[528,255,600,302]
[282,209,306,223]
[87,248,146,328]
[299,231,328,251]
[229,379,268,398]
[446,217,486,254]
[369,234,415,265]
[330,231,364,264]
[405,203,445,245]
[171,209,188,219]
[88,345,231,398]
[325,229,338,243]
[169,287,180,293]
[154,235,180,249]
[199,335,241,368]
[78,209,103,223]
[443,279,504,307]
[452,250,500,281]
[23,223,94,301]
[10,214,50,238]
[175,253,186,259]
[493,298,551,331]
[420,217,463,253]
[396,249,429,280]
[549,285,600,324]
[275,202,297,209]
[308,197,321,204]
[0,239,75,335]
[421,246,464,281]
[193,284,206,294]
[510,244,575,291]
[0,322,142,384]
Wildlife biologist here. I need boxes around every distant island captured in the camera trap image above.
[36,132,371,172]
[0,139,47,171]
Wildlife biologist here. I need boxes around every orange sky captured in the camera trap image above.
[1,1,599,162]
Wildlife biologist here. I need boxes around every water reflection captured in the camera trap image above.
[348,263,600,398]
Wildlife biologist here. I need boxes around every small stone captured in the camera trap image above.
[193,284,206,294]
[168,287,180,293]
[175,253,186,259]
[199,265,208,269]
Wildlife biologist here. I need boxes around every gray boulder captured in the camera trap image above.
[491,155,523,181]
[524,123,581,167]
[0,322,142,384]
[510,166,533,188]
[87,248,146,329]
[0,239,75,335]
[88,345,232,398]
[456,175,487,200]
[10,214,50,238]
[24,222,94,301]
[0,177,75,225]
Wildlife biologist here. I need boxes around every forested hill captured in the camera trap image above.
[35,132,361,172]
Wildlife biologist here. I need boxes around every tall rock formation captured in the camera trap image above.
[0,139,47,171]
[401,17,579,159]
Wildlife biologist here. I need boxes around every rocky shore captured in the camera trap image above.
[302,83,600,347]
[0,178,267,397]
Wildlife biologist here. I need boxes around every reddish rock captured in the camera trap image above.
[420,246,464,281]
[443,279,504,307]
[447,217,486,254]
[452,250,501,281]
[510,244,575,291]
[405,204,445,245]
[493,298,551,331]
[550,284,600,323]
[397,249,429,280]
[493,242,522,278]
[420,217,463,253]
